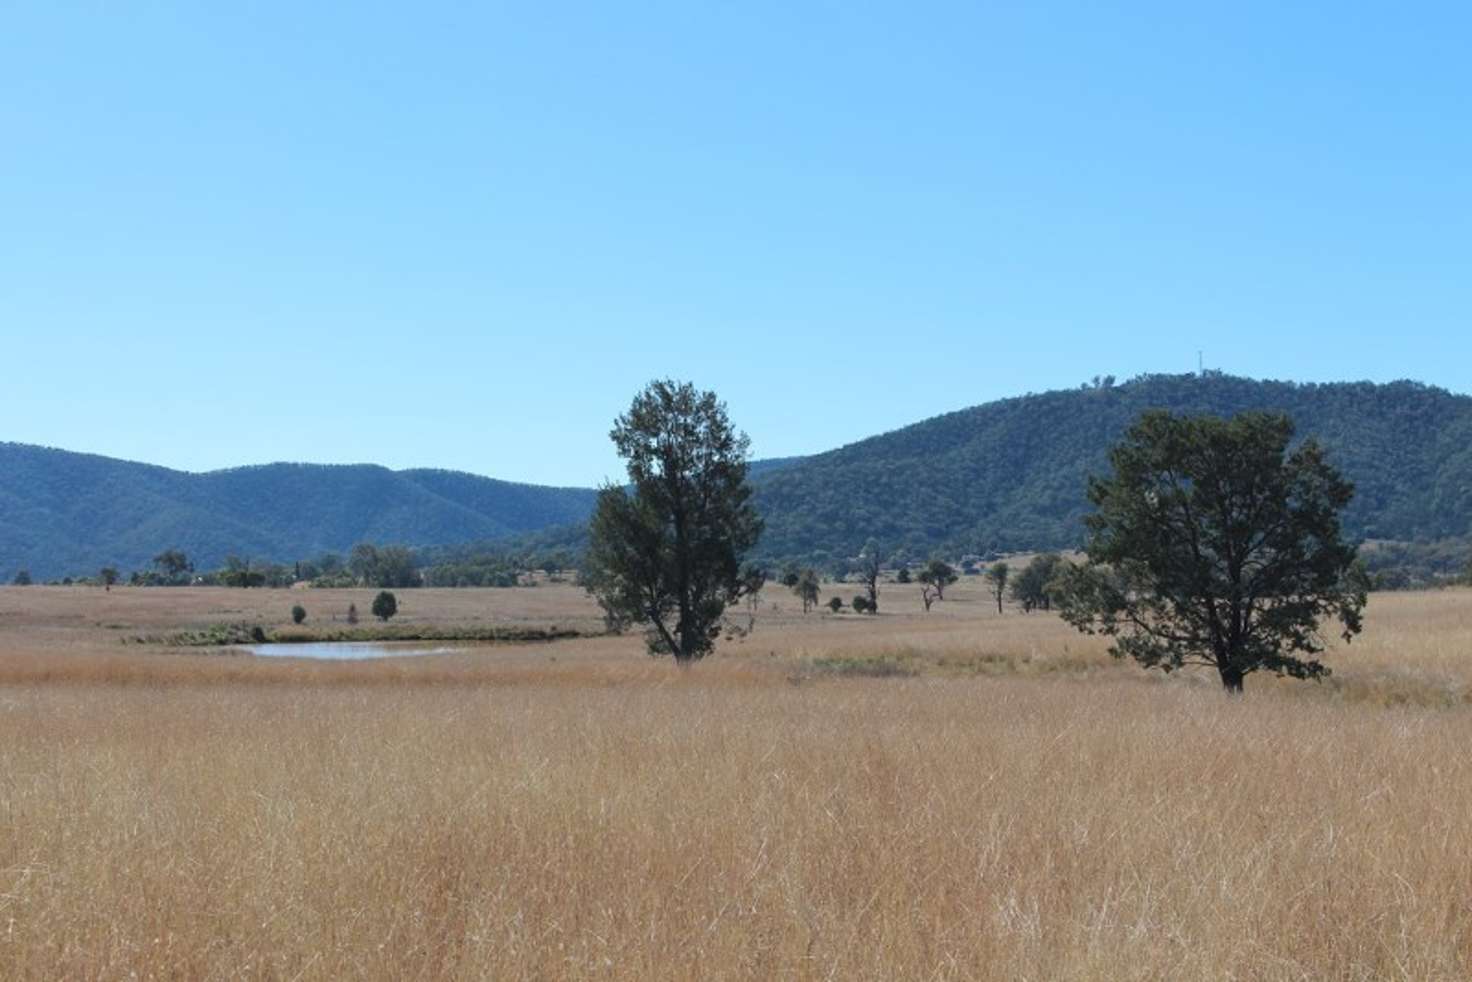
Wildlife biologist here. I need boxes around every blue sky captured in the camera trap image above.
[4,2,1468,486]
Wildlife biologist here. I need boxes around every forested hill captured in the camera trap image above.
[0,446,598,579]
[752,374,1472,562]
[4,375,1471,579]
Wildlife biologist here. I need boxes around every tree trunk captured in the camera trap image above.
[1218,665,1245,693]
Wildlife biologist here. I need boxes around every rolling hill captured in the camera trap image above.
[753,373,1472,561]
[3,374,1471,579]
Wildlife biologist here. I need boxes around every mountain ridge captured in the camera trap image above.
[4,374,1471,578]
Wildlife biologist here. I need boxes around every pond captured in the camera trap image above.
[239,642,463,660]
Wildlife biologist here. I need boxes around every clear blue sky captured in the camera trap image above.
[4,2,1468,486]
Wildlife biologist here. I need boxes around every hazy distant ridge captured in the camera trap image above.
[0,448,600,579]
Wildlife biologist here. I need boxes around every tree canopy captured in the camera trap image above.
[371,591,398,622]
[1055,410,1367,692]
[582,381,764,663]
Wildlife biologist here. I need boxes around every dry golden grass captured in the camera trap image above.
[1,581,1471,978]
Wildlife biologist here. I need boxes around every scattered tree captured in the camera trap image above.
[371,591,398,622]
[917,559,957,601]
[854,540,882,614]
[11,570,31,586]
[735,564,768,635]
[791,568,821,613]
[985,562,1008,613]
[152,549,192,583]
[349,543,420,588]
[218,556,266,588]
[349,544,380,584]
[291,604,307,625]
[99,567,119,591]
[346,603,360,625]
[1054,410,1367,693]
[581,380,764,664]
[895,567,911,584]
[780,566,801,589]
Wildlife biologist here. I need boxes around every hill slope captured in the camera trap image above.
[752,374,1472,561]
[4,374,1470,578]
[0,446,599,579]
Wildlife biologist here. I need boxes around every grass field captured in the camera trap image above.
[1,579,1470,978]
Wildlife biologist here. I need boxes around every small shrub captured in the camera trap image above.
[851,595,871,614]
[827,597,844,613]
[347,603,359,625]
[812,655,917,678]
[291,604,307,625]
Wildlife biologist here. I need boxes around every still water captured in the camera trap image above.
[239,642,460,660]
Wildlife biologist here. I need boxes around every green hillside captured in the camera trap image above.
[4,374,1470,580]
[751,374,1472,562]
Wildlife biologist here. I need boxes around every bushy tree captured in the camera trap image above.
[1011,553,1065,612]
[895,567,911,584]
[916,559,957,601]
[99,566,119,591]
[371,591,398,622]
[291,604,307,625]
[582,380,764,663]
[827,596,844,613]
[851,594,871,613]
[1055,410,1367,692]
[11,570,31,586]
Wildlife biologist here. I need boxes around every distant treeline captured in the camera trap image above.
[10,542,579,590]
[14,533,1469,595]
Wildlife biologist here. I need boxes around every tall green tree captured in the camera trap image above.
[582,380,764,663]
[1055,410,1367,692]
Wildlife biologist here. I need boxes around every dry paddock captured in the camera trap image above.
[0,583,1470,980]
